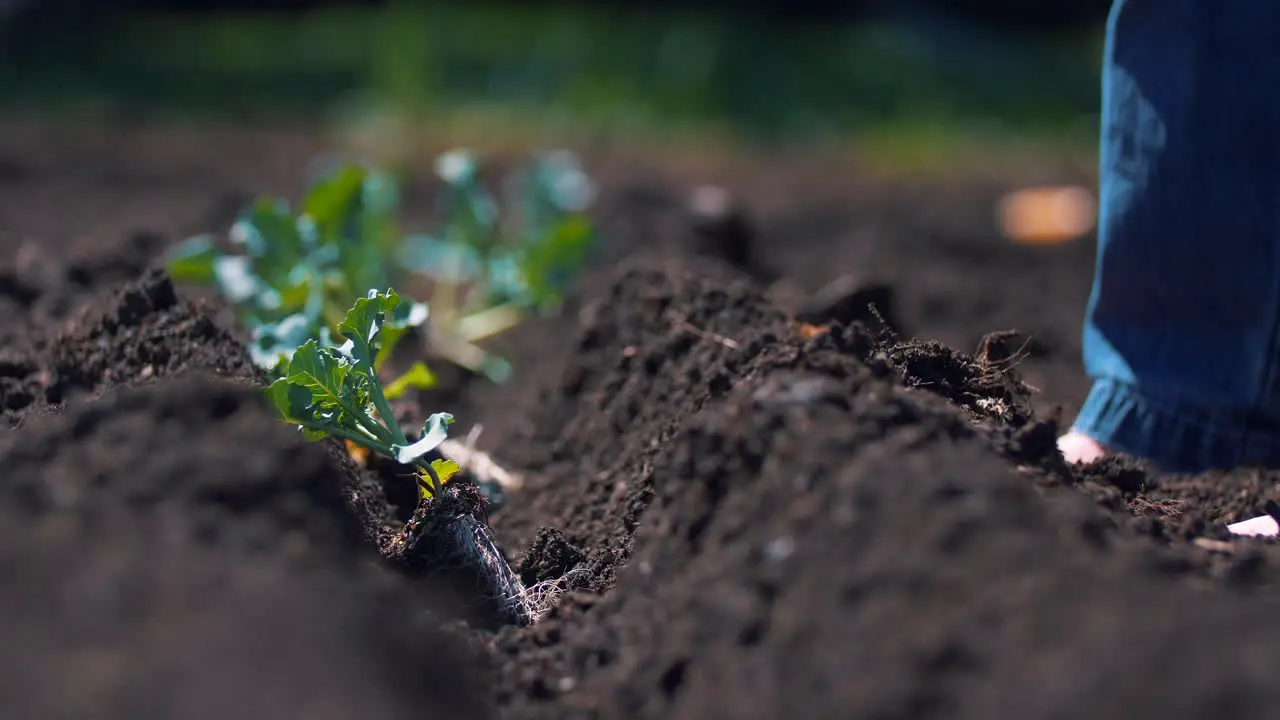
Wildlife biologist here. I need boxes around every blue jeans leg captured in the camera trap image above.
[1074,0,1280,472]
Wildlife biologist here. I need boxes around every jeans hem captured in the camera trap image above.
[1072,378,1259,472]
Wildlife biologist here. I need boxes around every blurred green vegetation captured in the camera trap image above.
[1,2,1104,155]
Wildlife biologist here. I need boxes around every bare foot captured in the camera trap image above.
[1057,430,1107,465]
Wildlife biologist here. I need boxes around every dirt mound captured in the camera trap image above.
[487,259,1280,720]
[2,267,254,425]
[492,259,785,590]
[0,375,491,719]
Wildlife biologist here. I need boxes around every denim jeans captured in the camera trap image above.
[1074,0,1280,471]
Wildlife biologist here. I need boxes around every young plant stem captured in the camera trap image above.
[346,402,397,446]
[434,250,463,326]
[422,252,493,375]
[309,419,444,497]
[416,456,444,497]
[434,336,490,375]
[458,302,524,344]
[367,379,406,445]
[298,421,393,455]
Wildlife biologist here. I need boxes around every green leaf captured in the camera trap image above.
[212,256,263,305]
[519,151,596,233]
[235,199,305,280]
[394,412,454,463]
[399,234,483,281]
[357,170,402,257]
[166,234,220,284]
[418,458,462,500]
[435,150,500,255]
[435,150,479,185]
[383,361,437,401]
[483,150,597,314]
[478,354,514,384]
[249,313,321,370]
[376,299,429,369]
[300,426,329,442]
[303,164,368,243]
[514,214,595,312]
[536,150,595,212]
[375,324,408,370]
[276,276,314,315]
[265,378,331,442]
[337,240,391,304]
[285,340,353,420]
[267,377,302,421]
[338,288,402,370]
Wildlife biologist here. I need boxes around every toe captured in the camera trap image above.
[1057,430,1107,465]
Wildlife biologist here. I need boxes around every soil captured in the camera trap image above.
[5,116,1280,719]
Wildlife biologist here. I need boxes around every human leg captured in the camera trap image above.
[1066,0,1280,472]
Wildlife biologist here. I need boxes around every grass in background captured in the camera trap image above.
[1,1,1104,170]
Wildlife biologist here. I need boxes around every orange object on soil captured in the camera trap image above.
[997,185,1097,245]
[345,439,370,467]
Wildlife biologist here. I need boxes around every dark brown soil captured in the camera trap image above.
[5,116,1280,719]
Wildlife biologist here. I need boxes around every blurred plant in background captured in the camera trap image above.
[167,149,597,387]
[397,148,596,382]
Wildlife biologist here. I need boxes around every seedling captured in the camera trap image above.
[266,288,457,500]
[166,158,546,500]
[166,163,434,397]
[267,288,537,624]
[168,150,597,386]
[399,149,596,382]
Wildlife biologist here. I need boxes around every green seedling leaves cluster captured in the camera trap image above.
[167,149,596,387]
[415,148,596,311]
[163,166,412,352]
[399,149,597,381]
[504,149,597,311]
[268,289,460,501]
[166,162,432,394]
